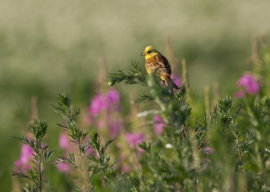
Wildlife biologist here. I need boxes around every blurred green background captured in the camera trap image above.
[0,0,269,191]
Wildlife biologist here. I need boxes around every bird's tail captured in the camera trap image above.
[163,75,179,89]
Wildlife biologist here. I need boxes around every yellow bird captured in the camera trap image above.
[141,46,179,89]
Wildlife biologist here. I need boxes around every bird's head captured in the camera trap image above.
[140,46,159,59]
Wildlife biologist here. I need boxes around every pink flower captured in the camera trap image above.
[14,160,22,167]
[125,132,144,157]
[86,148,95,156]
[203,147,213,155]
[107,89,120,103]
[59,133,68,150]
[14,144,34,167]
[237,74,259,95]
[125,132,144,147]
[89,94,109,116]
[121,165,131,173]
[56,162,70,172]
[171,74,181,88]
[153,115,165,135]
[88,89,120,117]
[234,90,246,98]
[86,148,99,159]
[109,120,122,138]
[24,164,32,170]
[87,89,123,139]
[20,145,34,164]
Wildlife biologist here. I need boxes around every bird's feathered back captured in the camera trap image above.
[142,46,179,89]
[146,54,171,76]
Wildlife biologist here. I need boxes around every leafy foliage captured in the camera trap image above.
[12,40,270,191]
[107,61,146,87]
[54,93,120,191]
[12,120,55,192]
[104,54,270,191]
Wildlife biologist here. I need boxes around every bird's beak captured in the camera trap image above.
[140,52,145,56]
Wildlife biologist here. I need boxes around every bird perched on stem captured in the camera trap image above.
[141,46,179,89]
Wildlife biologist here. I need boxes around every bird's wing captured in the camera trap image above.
[146,54,171,76]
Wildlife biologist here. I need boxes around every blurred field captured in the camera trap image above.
[0,0,270,191]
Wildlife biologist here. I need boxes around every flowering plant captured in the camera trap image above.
[12,38,270,191]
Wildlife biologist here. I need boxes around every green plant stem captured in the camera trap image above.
[181,129,186,140]
[196,134,208,152]
[38,160,42,192]
[237,138,242,161]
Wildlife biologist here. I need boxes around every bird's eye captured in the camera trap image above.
[147,51,151,53]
